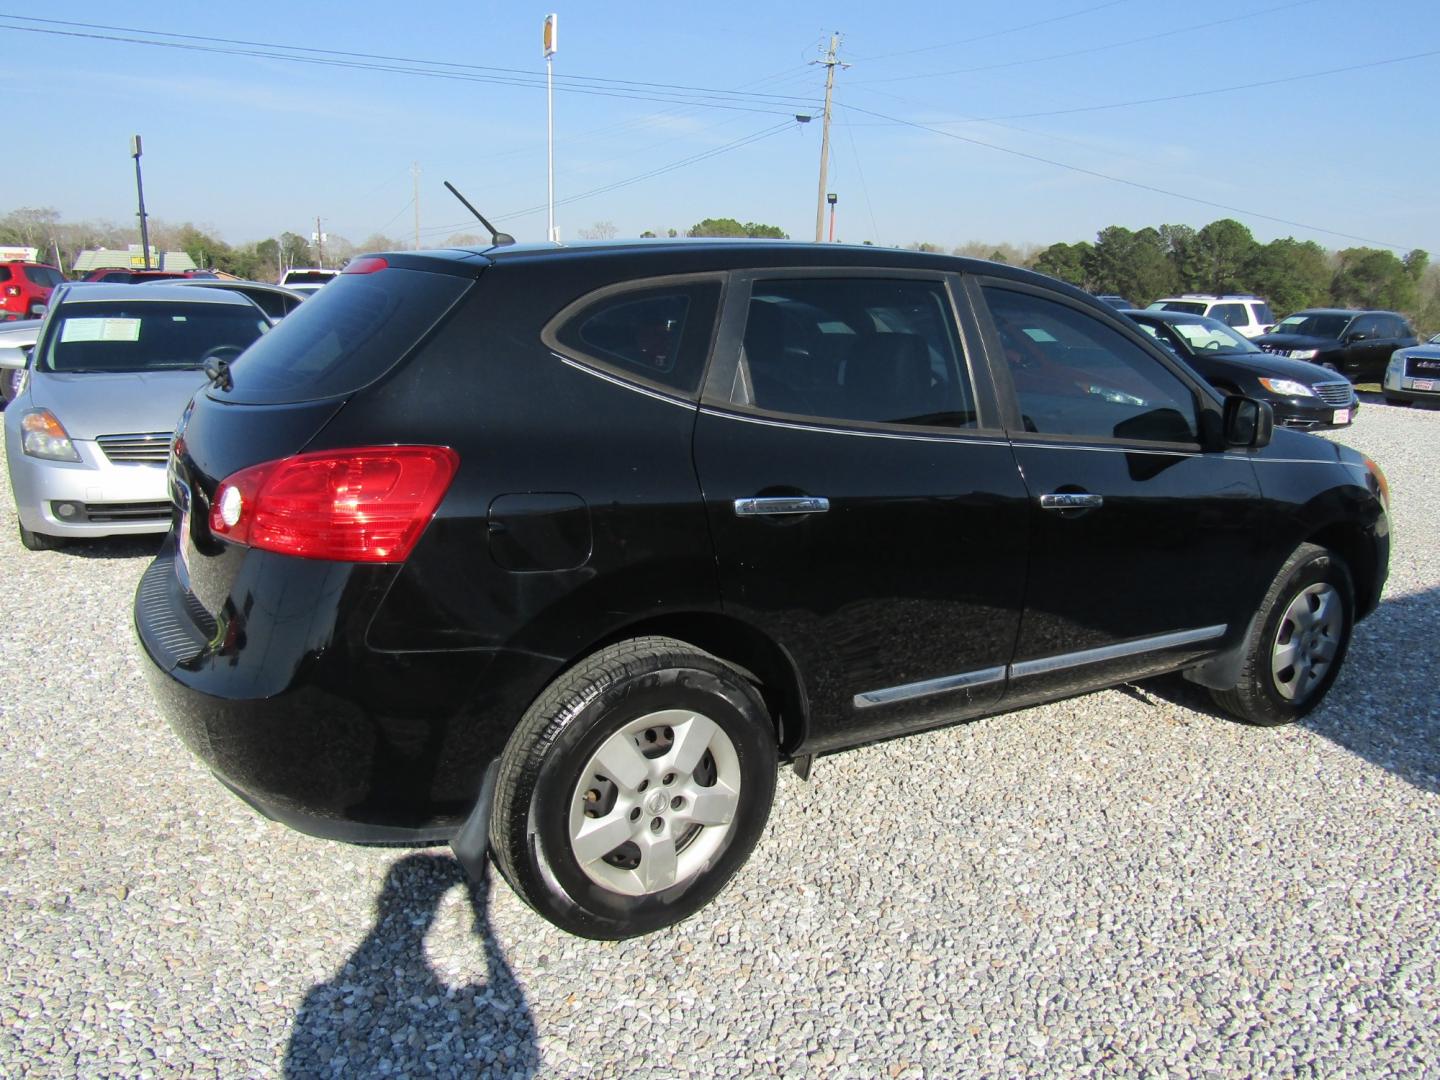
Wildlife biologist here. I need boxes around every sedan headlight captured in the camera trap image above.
[1288,348,1318,360]
[20,409,82,462]
[1257,377,1316,398]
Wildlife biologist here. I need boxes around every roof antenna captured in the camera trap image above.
[443,181,516,247]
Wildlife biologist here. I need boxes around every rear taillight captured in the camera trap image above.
[208,446,459,562]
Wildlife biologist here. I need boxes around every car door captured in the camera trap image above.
[971,279,1269,706]
[693,270,1031,753]
[1342,314,1390,379]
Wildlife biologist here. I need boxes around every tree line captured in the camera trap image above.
[5,205,1434,332]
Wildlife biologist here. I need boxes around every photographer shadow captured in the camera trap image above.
[283,853,538,1078]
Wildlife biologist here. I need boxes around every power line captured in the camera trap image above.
[0,14,822,111]
[959,47,1440,123]
[848,0,1132,62]
[854,0,1318,84]
[838,101,1412,251]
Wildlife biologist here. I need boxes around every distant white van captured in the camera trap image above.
[279,268,340,296]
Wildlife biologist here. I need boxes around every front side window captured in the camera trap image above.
[550,280,721,396]
[41,301,269,373]
[734,277,975,428]
[1348,315,1381,339]
[983,287,1199,443]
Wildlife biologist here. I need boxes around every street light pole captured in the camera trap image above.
[544,14,559,243]
[827,193,838,243]
[130,134,151,270]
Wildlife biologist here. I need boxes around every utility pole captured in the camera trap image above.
[130,134,152,269]
[812,33,846,243]
[544,14,559,242]
[314,216,325,266]
[412,161,421,250]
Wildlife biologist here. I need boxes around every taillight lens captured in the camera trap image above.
[208,446,459,562]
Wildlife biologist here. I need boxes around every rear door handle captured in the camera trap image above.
[1039,492,1103,510]
[734,496,831,517]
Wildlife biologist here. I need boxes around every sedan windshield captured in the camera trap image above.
[1274,313,1351,338]
[40,302,268,373]
[1165,319,1260,355]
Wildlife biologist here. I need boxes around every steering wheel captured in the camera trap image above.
[199,344,244,365]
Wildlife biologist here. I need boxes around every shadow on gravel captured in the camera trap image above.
[53,534,164,561]
[1142,585,1440,796]
[284,854,538,1078]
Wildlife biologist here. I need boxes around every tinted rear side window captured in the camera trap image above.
[547,278,721,397]
[0,268,10,283]
[223,267,471,404]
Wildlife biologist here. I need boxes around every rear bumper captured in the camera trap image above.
[133,542,551,843]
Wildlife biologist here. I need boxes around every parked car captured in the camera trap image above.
[1382,332,1440,406]
[1092,294,1136,309]
[0,318,42,404]
[4,283,271,550]
[139,277,306,321]
[1,261,65,322]
[1146,294,1274,338]
[278,267,339,296]
[81,269,215,284]
[1254,309,1418,383]
[135,243,1390,939]
[1123,309,1358,428]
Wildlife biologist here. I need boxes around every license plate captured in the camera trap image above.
[1332,409,1350,425]
[1412,379,1435,391]
[175,481,193,588]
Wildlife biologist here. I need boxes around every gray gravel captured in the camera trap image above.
[1,396,1437,1078]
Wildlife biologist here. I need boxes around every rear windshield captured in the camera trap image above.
[282,270,338,285]
[221,267,471,403]
[40,301,269,373]
[23,266,64,287]
[1151,301,1206,315]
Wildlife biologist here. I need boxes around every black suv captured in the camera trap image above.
[1254,308,1418,382]
[135,243,1390,938]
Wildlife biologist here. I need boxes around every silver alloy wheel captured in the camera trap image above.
[1270,582,1342,702]
[568,709,742,898]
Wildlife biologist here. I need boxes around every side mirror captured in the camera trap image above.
[29,304,46,319]
[0,345,27,371]
[1222,395,1273,449]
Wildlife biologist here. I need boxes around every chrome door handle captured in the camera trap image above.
[734,496,831,517]
[1039,492,1103,510]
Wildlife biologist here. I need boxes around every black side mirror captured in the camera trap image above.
[1222,395,1273,449]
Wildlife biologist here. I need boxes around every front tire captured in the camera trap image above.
[18,524,64,551]
[1210,543,1353,726]
[490,636,778,939]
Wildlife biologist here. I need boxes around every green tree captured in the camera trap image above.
[1193,218,1258,295]
[279,231,313,269]
[1088,226,1174,304]
[686,218,787,239]
[1159,224,1205,292]
[1033,241,1093,288]
[1331,248,1418,310]
[1248,238,1331,315]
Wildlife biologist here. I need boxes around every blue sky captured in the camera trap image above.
[3,1,1436,255]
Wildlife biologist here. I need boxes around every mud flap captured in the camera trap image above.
[450,760,500,884]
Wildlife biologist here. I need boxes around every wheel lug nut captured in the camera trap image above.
[650,817,663,832]
[629,807,641,821]
[637,779,648,792]
[671,796,684,810]
[663,772,675,785]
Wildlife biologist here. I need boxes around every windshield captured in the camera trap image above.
[1274,313,1351,338]
[1150,300,1206,315]
[1164,318,1260,355]
[40,301,268,373]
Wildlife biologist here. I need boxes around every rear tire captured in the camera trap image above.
[1210,543,1353,726]
[18,524,64,551]
[489,636,777,939]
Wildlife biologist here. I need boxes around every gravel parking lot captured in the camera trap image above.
[1,398,1436,1078]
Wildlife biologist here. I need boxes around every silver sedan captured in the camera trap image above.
[3,283,271,549]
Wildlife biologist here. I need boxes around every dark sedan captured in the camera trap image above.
[1123,309,1357,428]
